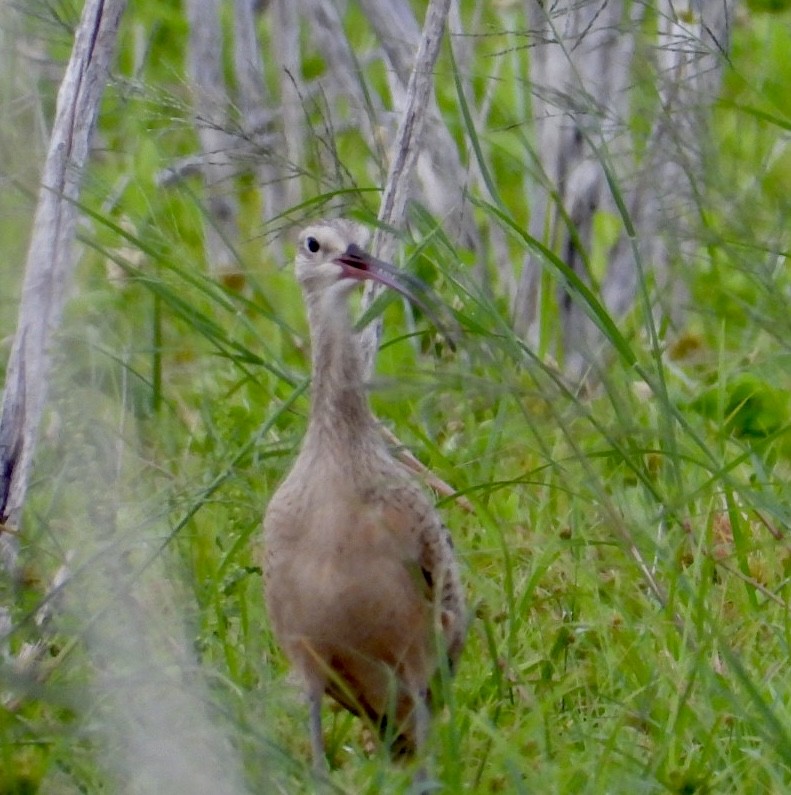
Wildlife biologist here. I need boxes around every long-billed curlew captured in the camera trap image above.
[263,219,466,778]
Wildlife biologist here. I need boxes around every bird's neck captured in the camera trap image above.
[304,290,378,450]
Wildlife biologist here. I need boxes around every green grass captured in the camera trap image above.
[2,2,791,793]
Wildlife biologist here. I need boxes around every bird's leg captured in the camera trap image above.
[410,688,433,794]
[307,681,328,778]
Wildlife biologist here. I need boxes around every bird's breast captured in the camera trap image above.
[264,488,426,652]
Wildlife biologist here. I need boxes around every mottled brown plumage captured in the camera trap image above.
[263,220,465,774]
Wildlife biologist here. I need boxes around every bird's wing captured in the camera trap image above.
[416,512,467,672]
[378,481,467,673]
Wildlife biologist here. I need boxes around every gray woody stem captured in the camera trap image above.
[0,0,127,573]
[358,0,451,378]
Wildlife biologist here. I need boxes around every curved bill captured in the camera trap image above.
[334,243,426,305]
[334,243,455,348]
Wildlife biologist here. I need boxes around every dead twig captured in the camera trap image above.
[0,0,127,577]
[359,0,452,378]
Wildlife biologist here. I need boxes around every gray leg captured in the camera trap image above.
[413,689,430,752]
[307,684,328,776]
[411,689,432,793]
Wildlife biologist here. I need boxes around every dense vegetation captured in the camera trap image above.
[2,2,791,792]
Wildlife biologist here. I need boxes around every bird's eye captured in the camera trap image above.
[306,236,320,254]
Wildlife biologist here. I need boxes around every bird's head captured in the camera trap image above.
[294,220,427,309]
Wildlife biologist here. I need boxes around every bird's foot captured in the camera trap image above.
[410,767,441,794]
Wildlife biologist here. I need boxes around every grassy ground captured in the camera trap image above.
[2,2,791,793]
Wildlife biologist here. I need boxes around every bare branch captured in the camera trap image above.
[234,0,288,244]
[271,0,305,210]
[185,0,241,282]
[357,0,422,90]
[602,0,736,322]
[514,0,633,372]
[361,0,478,248]
[513,0,734,381]
[300,0,386,177]
[0,0,127,571]
[358,0,452,377]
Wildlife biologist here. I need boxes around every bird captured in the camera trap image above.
[262,219,466,778]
